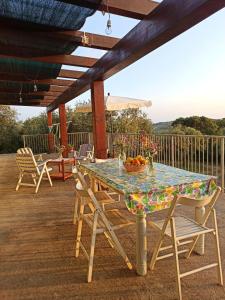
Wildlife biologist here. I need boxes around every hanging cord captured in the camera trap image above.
[19,83,23,103]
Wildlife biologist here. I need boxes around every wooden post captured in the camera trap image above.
[91,81,107,159]
[47,111,54,153]
[59,103,68,157]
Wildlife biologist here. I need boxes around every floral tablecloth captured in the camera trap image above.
[79,159,217,215]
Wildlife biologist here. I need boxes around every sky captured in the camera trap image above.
[15,6,225,123]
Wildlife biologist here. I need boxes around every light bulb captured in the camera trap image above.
[19,95,23,103]
[105,18,112,35]
[34,83,38,92]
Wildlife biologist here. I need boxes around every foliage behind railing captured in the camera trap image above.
[22,134,52,154]
[22,132,225,189]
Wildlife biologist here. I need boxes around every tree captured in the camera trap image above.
[172,116,219,135]
[111,109,152,133]
[171,124,202,135]
[0,105,22,153]
[73,106,153,133]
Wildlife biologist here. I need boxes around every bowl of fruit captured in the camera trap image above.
[123,155,148,173]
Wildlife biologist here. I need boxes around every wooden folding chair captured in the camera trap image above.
[72,167,120,225]
[16,150,53,194]
[74,171,134,282]
[149,186,223,300]
[17,147,46,162]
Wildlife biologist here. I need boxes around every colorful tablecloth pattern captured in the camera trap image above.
[79,160,216,215]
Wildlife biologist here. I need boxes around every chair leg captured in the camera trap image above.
[32,174,37,185]
[87,212,98,283]
[35,168,45,193]
[16,173,23,191]
[75,202,85,257]
[212,209,223,286]
[45,167,53,187]
[150,234,164,270]
[170,218,182,300]
[73,192,80,225]
[106,228,132,270]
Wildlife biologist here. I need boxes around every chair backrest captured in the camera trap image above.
[73,166,90,195]
[77,171,114,231]
[79,144,93,157]
[17,147,33,155]
[160,185,221,233]
[178,186,221,225]
[16,151,39,174]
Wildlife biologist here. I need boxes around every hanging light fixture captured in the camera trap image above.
[81,32,89,46]
[102,0,112,35]
[105,15,112,35]
[33,80,38,92]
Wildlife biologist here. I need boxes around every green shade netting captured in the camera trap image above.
[0,0,101,102]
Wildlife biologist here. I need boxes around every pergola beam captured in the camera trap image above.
[48,0,225,112]
[0,90,60,97]
[59,69,85,79]
[0,28,120,51]
[0,54,98,68]
[0,86,67,93]
[0,69,83,80]
[0,100,47,107]
[0,77,74,87]
[60,0,159,19]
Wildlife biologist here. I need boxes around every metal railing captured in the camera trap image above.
[22,134,53,154]
[22,132,225,188]
[68,132,93,149]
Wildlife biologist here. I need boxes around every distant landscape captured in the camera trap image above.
[153,121,172,134]
[1,103,225,153]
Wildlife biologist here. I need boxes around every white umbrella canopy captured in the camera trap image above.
[75,95,152,113]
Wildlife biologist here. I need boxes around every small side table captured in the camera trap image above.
[47,157,75,181]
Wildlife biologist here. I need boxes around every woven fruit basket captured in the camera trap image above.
[123,162,146,173]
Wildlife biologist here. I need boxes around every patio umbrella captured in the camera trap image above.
[75,95,152,113]
[75,95,152,156]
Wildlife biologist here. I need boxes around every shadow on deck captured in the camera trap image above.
[0,154,225,300]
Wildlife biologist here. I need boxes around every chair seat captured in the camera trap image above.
[150,216,213,239]
[37,165,52,172]
[83,208,134,231]
[76,188,117,205]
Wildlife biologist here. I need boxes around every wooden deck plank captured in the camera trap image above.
[0,154,225,300]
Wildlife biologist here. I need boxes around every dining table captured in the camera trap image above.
[79,159,217,276]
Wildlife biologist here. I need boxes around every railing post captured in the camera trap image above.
[171,136,175,167]
[22,135,26,147]
[220,137,224,190]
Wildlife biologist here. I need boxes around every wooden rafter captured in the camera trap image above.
[0,28,120,51]
[59,69,85,79]
[48,0,225,112]
[59,0,159,19]
[0,90,61,97]
[0,86,67,93]
[0,100,46,106]
[0,27,120,51]
[0,77,74,87]
[0,69,82,80]
[0,54,97,68]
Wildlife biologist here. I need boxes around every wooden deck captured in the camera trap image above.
[1,154,225,300]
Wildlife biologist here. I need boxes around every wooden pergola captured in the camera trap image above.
[0,0,224,158]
